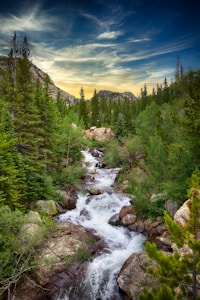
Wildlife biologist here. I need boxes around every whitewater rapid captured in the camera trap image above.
[58,149,146,299]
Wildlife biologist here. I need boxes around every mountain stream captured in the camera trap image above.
[58,149,146,299]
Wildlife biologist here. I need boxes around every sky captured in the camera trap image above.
[0,0,199,99]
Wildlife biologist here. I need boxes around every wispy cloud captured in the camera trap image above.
[80,3,127,35]
[129,38,151,43]
[97,31,124,39]
[31,38,177,98]
[0,4,58,34]
[30,31,194,95]
[80,12,106,28]
[120,37,195,63]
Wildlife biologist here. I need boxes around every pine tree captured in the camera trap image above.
[91,89,100,127]
[163,77,170,103]
[7,36,58,200]
[139,83,148,108]
[56,90,68,118]
[78,87,88,128]
[13,58,48,200]
[156,83,163,105]
[38,75,60,173]
[144,132,168,189]
[123,98,135,134]
[113,112,126,139]
[175,56,181,82]
[152,87,156,98]
[0,98,25,208]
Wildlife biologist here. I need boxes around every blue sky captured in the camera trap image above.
[0,0,199,98]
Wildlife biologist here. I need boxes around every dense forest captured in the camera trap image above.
[76,61,200,218]
[0,34,199,298]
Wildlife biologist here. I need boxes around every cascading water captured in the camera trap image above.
[58,149,146,300]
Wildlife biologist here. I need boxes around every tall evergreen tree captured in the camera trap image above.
[104,98,112,125]
[5,34,59,201]
[123,98,135,134]
[91,89,100,127]
[39,75,60,173]
[175,56,181,82]
[163,77,170,103]
[0,98,25,208]
[56,90,68,118]
[78,87,88,128]
[113,112,126,139]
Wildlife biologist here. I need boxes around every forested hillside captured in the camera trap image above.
[74,66,200,218]
[0,51,86,209]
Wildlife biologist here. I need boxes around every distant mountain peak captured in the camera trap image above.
[96,90,137,101]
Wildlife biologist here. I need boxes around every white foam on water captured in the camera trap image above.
[58,149,146,299]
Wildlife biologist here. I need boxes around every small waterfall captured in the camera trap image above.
[58,149,146,299]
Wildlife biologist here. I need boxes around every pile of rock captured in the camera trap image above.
[13,222,104,300]
[84,126,114,142]
[116,199,196,299]
[108,203,170,251]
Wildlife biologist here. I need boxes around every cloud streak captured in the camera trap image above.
[0,4,58,34]
[97,31,124,39]
[129,38,151,43]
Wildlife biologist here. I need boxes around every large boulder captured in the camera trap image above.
[108,213,121,226]
[117,252,160,299]
[84,127,114,142]
[172,199,195,257]
[119,205,137,219]
[20,223,41,248]
[36,200,58,216]
[119,205,138,226]
[87,186,102,195]
[19,211,43,248]
[121,214,137,226]
[174,199,192,226]
[34,223,94,285]
[13,222,103,300]
[58,189,78,210]
[26,210,42,224]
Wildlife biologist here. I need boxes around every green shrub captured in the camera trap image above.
[0,205,54,297]
[126,177,165,219]
[55,163,86,188]
[103,139,128,168]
